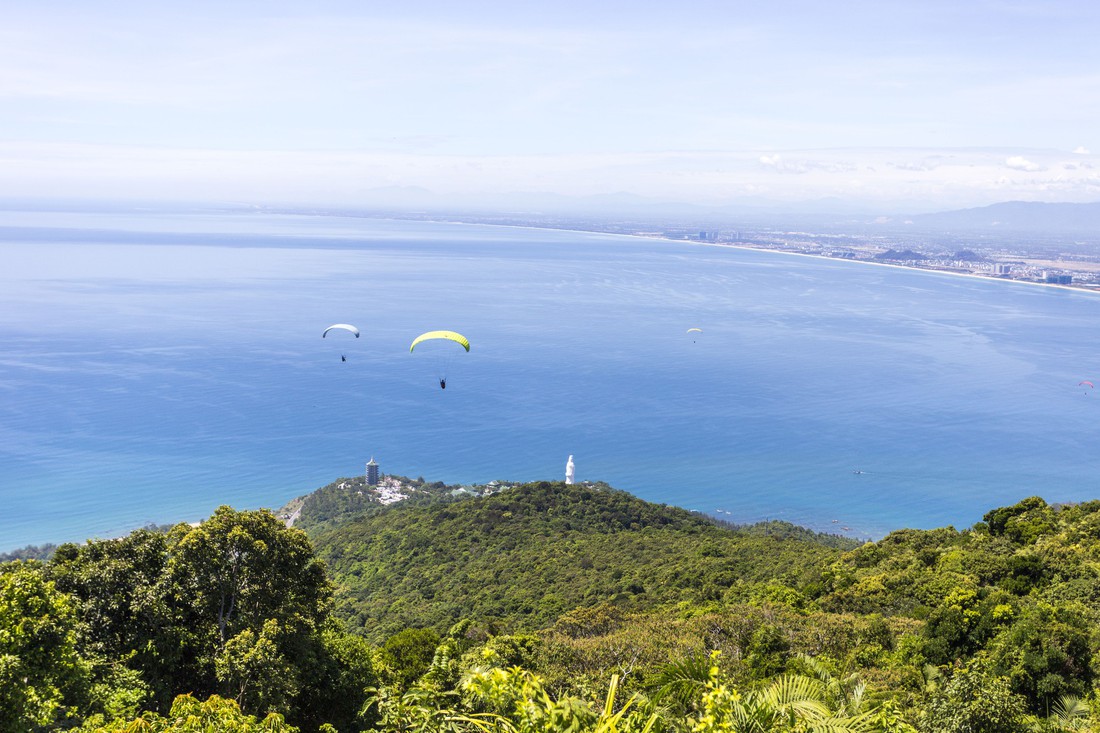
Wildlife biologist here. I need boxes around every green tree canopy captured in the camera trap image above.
[0,561,88,732]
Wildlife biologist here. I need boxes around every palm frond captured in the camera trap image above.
[799,713,880,733]
[1051,694,1091,725]
[594,673,660,733]
[758,674,831,720]
[650,653,713,708]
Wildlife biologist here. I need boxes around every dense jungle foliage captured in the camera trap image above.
[4,482,1100,732]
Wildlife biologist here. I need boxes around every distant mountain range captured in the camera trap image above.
[291,193,1100,238]
[4,195,1100,239]
[880,201,1100,235]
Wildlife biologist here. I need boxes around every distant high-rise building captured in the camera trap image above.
[366,457,379,486]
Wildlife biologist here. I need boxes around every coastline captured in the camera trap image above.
[366,210,1100,297]
[680,237,1100,296]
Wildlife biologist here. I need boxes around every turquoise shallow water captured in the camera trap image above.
[2,210,1099,550]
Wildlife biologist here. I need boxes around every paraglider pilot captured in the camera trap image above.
[409,331,469,391]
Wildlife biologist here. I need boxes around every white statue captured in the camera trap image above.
[565,455,575,484]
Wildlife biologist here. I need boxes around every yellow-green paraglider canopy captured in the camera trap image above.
[410,330,470,352]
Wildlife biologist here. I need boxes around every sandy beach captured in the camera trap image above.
[673,236,1100,296]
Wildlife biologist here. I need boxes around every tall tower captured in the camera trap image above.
[366,457,379,486]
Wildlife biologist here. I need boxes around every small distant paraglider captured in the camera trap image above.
[687,327,702,343]
[410,330,470,389]
[1081,380,1094,395]
[323,323,360,362]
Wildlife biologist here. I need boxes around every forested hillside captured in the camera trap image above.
[5,483,1100,732]
[287,473,481,534]
[817,497,1100,712]
[307,481,856,639]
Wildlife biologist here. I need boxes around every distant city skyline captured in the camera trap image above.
[2,1,1099,212]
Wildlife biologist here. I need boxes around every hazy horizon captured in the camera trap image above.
[3,2,1099,211]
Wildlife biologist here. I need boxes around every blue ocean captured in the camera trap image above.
[3,209,1099,551]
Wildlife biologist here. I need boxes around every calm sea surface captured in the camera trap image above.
[3,210,1099,550]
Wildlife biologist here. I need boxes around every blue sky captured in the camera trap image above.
[2,0,1099,211]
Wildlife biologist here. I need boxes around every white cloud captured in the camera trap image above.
[756,155,813,174]
[2,142,1100,212]
[888,159,939,172]
[1005,156,1043,172]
